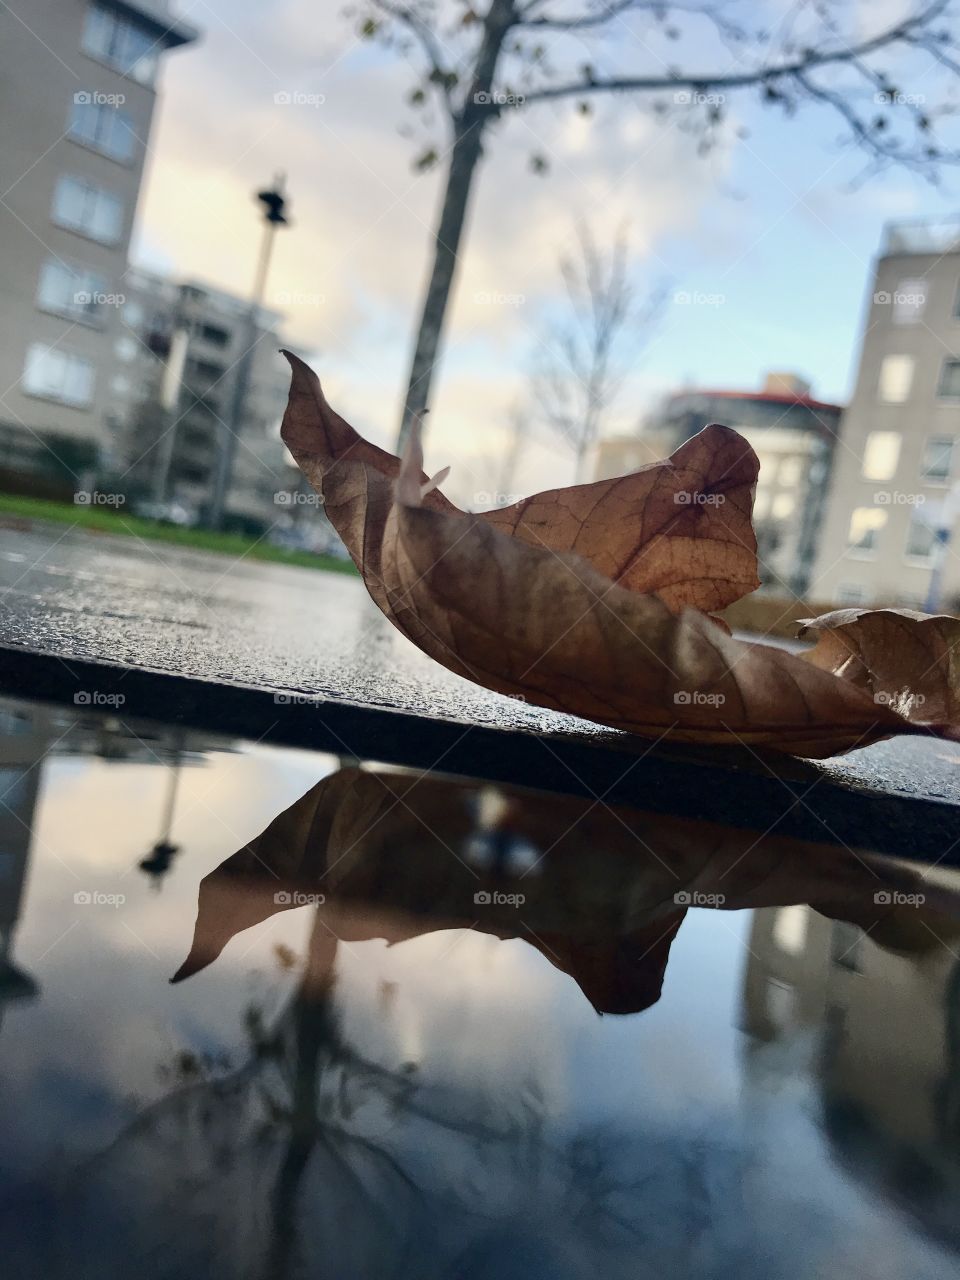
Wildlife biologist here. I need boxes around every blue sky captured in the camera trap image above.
[647,99,960,405]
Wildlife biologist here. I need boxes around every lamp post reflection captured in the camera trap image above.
[139,730,185,888]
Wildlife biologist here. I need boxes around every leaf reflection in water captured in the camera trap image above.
[175,766,960,1012]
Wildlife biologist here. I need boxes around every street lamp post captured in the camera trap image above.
[207,175,291,530]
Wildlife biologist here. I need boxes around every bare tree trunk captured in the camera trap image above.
[396,0,516,451]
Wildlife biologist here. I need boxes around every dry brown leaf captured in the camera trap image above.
[797,608,960,725]
[280,355,960,757]
[481,426,760,612]
[281,351,760,613]
[174,769,960,1011]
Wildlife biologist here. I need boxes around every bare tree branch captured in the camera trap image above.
[517,0,645,31]
[517,0,747,42]
[532,222,666,480]
[515,0,952,111]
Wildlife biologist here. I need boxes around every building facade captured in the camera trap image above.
[117,269,302,532]
[812,218,960,610]
[594,374,842,597]
[0,0,197,494]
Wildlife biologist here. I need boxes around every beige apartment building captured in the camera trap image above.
[0,0,197,491]
[813,219,960,610]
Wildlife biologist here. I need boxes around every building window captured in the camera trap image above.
[939,359,960,399]
[893,278,927,324]
[22,344,95,407]
[861,430,902,482]
[848,507,887,554]
[906,513,938,562]
[68,100,135,163]
[51,175,123,245]
[772,905,809,956]
[82,4,159,85]
[835,582,868,605]
[878,354,914,403]
[921,435,954,482]
[198,323,230,348]
[36,259,108,323]
[777,457,803,487]
[772,492,795,520]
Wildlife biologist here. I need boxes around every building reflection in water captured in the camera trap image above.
[741,890,960,1252]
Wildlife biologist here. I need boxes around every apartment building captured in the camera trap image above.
[0,0,197,494]
[812,219,960,610]
[117,268,301,532]
[595,374,842,597]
